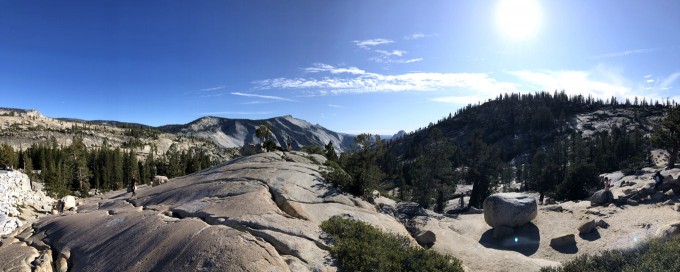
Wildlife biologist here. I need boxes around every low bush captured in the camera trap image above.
[541,235,680,272]
[320,216,463,272]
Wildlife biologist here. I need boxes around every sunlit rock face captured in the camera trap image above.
[23,152,410,272]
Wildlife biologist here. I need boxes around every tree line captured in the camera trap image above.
[0,135,215,197]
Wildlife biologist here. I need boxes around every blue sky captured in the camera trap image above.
[1,0,679,135]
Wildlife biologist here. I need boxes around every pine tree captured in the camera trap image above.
[652,106,680,169]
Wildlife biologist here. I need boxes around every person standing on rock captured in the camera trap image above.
[653,171,664,191]
[129,170,138,197]
[603,177,611,192]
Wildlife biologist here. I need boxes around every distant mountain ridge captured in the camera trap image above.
[0,107,355,153]
[158,115,355,152]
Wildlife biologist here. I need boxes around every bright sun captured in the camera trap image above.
[496,0,543,40]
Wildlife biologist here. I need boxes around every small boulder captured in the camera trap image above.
[578,219,596,234]
[543,197,556,205]
[585,208,603,216]
[542,205,563,212]
[627,199,639,206]
[415,230,436,247]
[590,190,614,206]
[483,193,537,228]
[651,191,664,202]
[59,196,76,212]
[465,206,483,214]
[493,225,514,238]
[152,175,169,187]
[656,221,680,239]
[550,233,576,248]
[596,219,609,229]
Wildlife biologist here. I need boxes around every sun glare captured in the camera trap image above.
[496,0,543,40]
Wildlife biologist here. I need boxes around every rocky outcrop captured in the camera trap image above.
[578,219,596,234]
[483,193,537,228]
[656,221,680,239]
[13,152,411,272]
[590,190,614,206]
[0,171,54,236]
[415,230,436,247]
[550,234,576,248]
[151,175,168,187]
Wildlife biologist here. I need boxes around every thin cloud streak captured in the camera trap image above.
[594,47,659,59]
[303,63,366,75]
[183,85,227,95]
[354,38,394,49]
[403,33,437,40]
[328,104,346,108]
[231,92,299,102]
[375,50,406,57]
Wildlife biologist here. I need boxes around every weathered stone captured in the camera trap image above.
[550,234,576,247]
[596,219,609,229]
[151,175,169,187]
[585,208,603,216]
[415,230,436,247]
[543,197,556,205]
[31,152,412,272]
[590,190,614,206]
[651,191,664,202]
[483,193,537,228]
[578,219,596,234]
[541,205,563,212]
[656,221,680,239]
[493,225,514,238]
[59,196,76,212]
[465,206,484,214]
[627,199,639,206]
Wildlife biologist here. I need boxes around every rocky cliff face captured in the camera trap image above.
[0,152,409,271]
[0,170,54,236]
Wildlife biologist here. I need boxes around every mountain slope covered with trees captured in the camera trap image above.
[324,91,677,211]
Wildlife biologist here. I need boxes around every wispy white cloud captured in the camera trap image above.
[354,38,394,49]
[184,85,227,95]
[370,56,423,64]
[328,104,346,108]
[658,72,680,91]
[303,63,366,75]
[594,47,659,59]
[375,50,407,57]
[199,93,224,98]
[403,33,437,40]
[199,111,272,115]
[231,92,299,102]
[241,100,272,105]
[255,64,518,96]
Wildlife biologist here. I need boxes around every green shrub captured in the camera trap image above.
[321,160,352,189]
[320,216,463,272]
[541,235,680,272]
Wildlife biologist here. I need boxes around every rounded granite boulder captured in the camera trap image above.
[483,193,537,228]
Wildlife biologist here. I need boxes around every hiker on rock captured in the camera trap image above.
[653,171,664,191]
[129,170,138,197]
[603,177,611,192]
